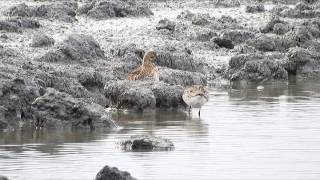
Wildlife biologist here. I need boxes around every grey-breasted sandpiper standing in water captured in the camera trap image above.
[127,51,159,81]
[182,85,209,117]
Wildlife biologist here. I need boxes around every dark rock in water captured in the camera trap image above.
[31,88,116,129]
[0,17,40,32]
[5,2,77,22]
[212,37,234,49]
[0,78,41,130]
[284,47,320,78]
[159,67,207,87]
[96,165,137,180]
[37,34,105,63]
[227,53,288,82]
[0,175,8,180]
[121,135,174,151]
[30,34,55,47]
[78,0,153,20]
[221,29,256,44]
[156,18,176,31]
[245,4,265,13]
[104,80,186,111]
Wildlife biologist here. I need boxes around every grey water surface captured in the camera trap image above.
[1,80,320,180]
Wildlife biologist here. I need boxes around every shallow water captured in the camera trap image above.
[1,80,320,180]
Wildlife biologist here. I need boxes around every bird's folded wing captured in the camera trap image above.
[127,67,143,80]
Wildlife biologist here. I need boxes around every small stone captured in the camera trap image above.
[96,166,136,180]
[121,135,174,151]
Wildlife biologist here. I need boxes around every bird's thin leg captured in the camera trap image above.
[198,108,201,117]
[188,106,191,115]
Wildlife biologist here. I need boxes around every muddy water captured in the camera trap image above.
[1,80,320,180]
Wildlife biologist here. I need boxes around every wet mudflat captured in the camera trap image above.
[1,80,320,180]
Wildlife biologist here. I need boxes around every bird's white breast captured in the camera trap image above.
[183,95,208,108]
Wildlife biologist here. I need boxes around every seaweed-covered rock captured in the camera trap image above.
[156,47,206,73]
[273,23,291,35]
[246,34,276,52]
[215,0,241,7]
[37,34,105,62]
[78,0,153,20]
[121,135,174,151]
[30,33,55,47]
[277,2,320,18]
[159,67,207,86]
[0,21,20,32]
[104,80,186,111]
[110,44,145,80]
[193,28,217,41]
[151,82,185,108]
[5,2,77,22]
[210,15,243,30]
[156,18,176,31]
[261,16,290,34]
[227,53,288,82]
[221,29,256,44]
[96,166,137,180]
[0,17,40,32]
[284,26,313,46]
[0,78,41,130]
[191,14,212,26]
[31,88,116,129]
[0,106,8,130]
[284,47,320,78]
[104,80,156,111]
[35,70,107,106]
[234,44,257,54]
[245,4,265,13]
[177,10,195,20]
[211,37,234,49]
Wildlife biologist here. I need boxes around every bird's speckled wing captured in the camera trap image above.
[127,66,143,81]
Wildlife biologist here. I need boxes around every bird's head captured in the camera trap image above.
[143,51,157,64]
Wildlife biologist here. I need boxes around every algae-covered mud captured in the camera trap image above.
[1,0,320,179]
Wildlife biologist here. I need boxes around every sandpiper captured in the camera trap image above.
[182,85,209,117]
[127,51,159,81]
